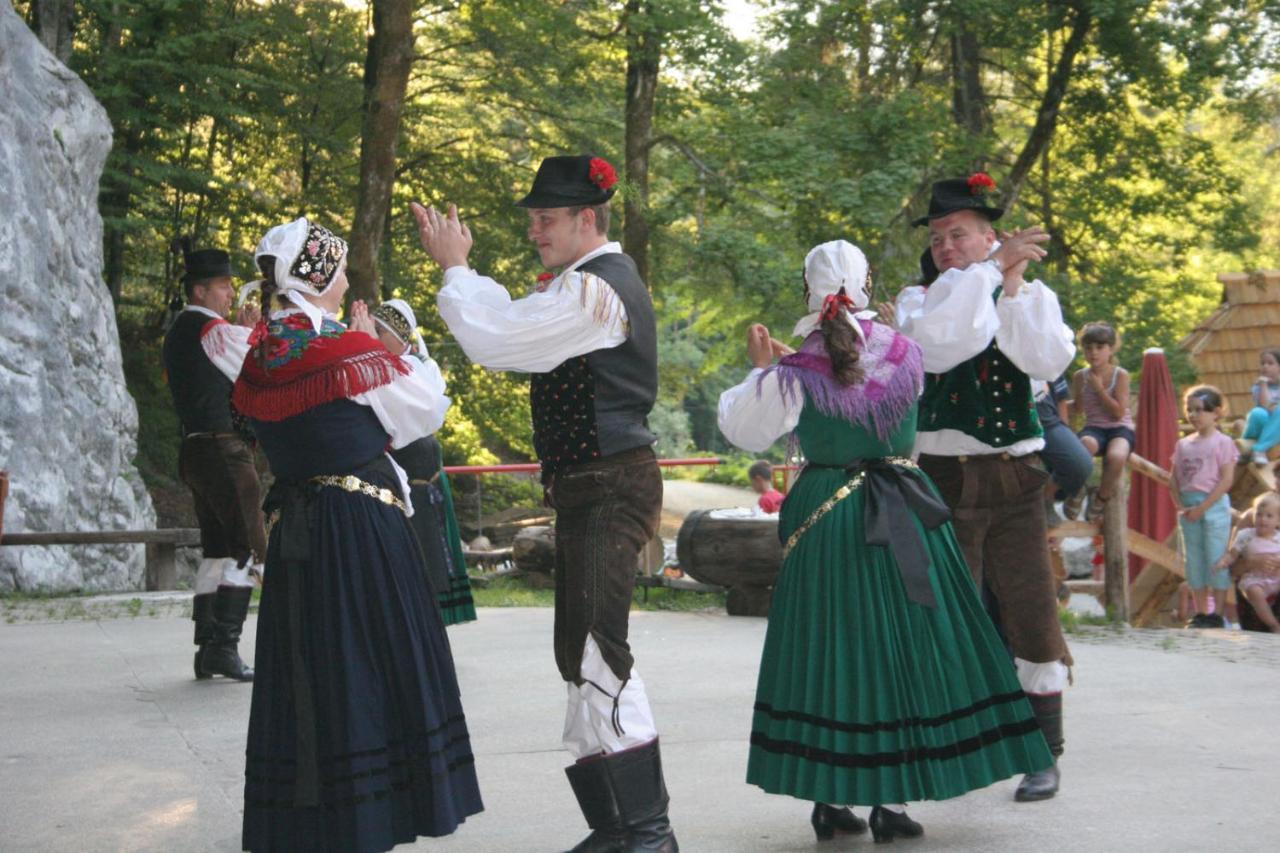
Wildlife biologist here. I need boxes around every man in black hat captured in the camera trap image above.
[894,174,1076,802]
[162,239,265,682]
[412,154,676,853]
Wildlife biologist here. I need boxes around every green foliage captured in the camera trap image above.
[29,0,1280,484]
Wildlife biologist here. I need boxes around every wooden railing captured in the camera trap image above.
[1051,451,1255,626]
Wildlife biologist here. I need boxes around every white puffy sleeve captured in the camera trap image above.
[897,262,1002,373]
[717,368,802,453]
[994,279,1076,380]
[352,350,451,449]
[437,265,629,371]
[200,319,252,381]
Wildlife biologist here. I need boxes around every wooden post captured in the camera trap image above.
[1102,486,1130,621]
[145,542,177,591]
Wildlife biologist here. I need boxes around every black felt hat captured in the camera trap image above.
[515,154,618,208]
[912,174,1004,227]
[181,246,235,283]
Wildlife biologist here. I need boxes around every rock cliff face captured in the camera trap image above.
[0,4,156,591]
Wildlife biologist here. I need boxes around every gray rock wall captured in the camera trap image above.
[0,4,156,591]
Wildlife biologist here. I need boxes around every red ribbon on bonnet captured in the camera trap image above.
[820,289,857,323]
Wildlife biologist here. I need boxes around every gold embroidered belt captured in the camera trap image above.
[311,474,408,513]
[783,456,950,608]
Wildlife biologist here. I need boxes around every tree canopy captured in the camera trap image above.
[18,0,1280,464]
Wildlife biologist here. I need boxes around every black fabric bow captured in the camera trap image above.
[857,459,951,608]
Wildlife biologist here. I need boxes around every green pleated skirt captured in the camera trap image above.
[746,465,1053,805]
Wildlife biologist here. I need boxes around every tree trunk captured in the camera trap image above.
[32,0,75,64]
[623,1,661,287]
[1002,7,1093,211]
[347,0,416,306]
[949,23,988,148]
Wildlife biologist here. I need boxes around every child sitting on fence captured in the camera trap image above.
[1171,385,1237,629]
[748,460,784,514]
[1240,348,1280,467]
[1066,322,1135,522]
[1216,491,1280,633]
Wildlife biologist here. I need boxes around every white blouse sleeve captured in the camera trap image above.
[994,279,1076,380]
[200,319,252,381]
[352,349,451,450]
[717,368,802,453]
[436,265,629,372]
[897,262,1002,374]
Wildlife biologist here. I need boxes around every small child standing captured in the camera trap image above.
[1241,348,1280,467]
[748,460,785,514]
[1171,385,1237,629]
[1216,492,1280,633]
[1066,322,1135,521]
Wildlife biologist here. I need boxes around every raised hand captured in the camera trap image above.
[347,299,376,336]
[235,302,261,328]
[411,201,473,270]
[747,323,775,369]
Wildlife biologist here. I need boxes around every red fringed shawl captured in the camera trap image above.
[232,314,410,422]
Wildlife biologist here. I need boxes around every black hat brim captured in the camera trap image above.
[515,186,616,209]
[912,205,1004,228]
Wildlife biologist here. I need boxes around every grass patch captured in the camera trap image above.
[1059,605,1125,634]
[469,576,728,612]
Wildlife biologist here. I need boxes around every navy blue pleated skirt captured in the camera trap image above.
[242,468,483,852]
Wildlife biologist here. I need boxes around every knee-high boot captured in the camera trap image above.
[1015,693,1063,801]
[202,586,254,681]
[192,593,216,680]
[565,738,678,853]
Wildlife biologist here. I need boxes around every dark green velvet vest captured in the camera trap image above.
[918,338,1041,448]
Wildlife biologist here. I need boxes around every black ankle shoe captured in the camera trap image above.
[810,803,867,841]
[868,807,923,844]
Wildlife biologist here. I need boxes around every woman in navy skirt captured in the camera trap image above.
[231,218,482,852]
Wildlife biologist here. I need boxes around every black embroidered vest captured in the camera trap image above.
[162,309,234,436]
[530,252,657,481]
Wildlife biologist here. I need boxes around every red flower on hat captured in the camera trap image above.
[968,172,997,196]
[588,157,618,191]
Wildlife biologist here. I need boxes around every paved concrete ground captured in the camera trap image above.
[2,605,1278,852]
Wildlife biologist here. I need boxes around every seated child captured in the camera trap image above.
[748,460,784,514]
[1216,491,1280,633]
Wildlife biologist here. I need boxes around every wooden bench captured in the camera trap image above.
[0,529,201,591]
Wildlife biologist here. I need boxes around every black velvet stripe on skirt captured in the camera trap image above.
[242,484,482,852]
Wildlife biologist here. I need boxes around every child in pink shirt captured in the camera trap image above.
[1170,385,1237,628]
[1217,491,1280,632]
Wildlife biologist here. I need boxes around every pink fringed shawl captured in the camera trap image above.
[760,320,924,440]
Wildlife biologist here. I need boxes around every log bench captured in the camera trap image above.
[0,529,201,591]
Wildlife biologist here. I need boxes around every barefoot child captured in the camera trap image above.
[1217,492,1280,632]
[1171,386,1237,629]
[1067,322,1134,521]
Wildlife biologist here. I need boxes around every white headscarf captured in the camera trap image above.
[252,217,349,332]
[792,239,876,343]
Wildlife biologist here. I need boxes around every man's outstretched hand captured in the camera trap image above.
[411,202,473,271]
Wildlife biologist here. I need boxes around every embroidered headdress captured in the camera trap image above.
[252,217,349,332]
[372,299,426,358]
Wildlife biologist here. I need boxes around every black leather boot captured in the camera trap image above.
[609,739,677,852]
[811,803,867,840]
[192,593,216,680]
[1015,692,1063,802]
[565,739,678,853]
[868,806,923,843]
[202,586,254,681]
[565,755,626,853]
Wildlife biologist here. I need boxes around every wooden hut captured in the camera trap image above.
[1180,270,1280,419]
